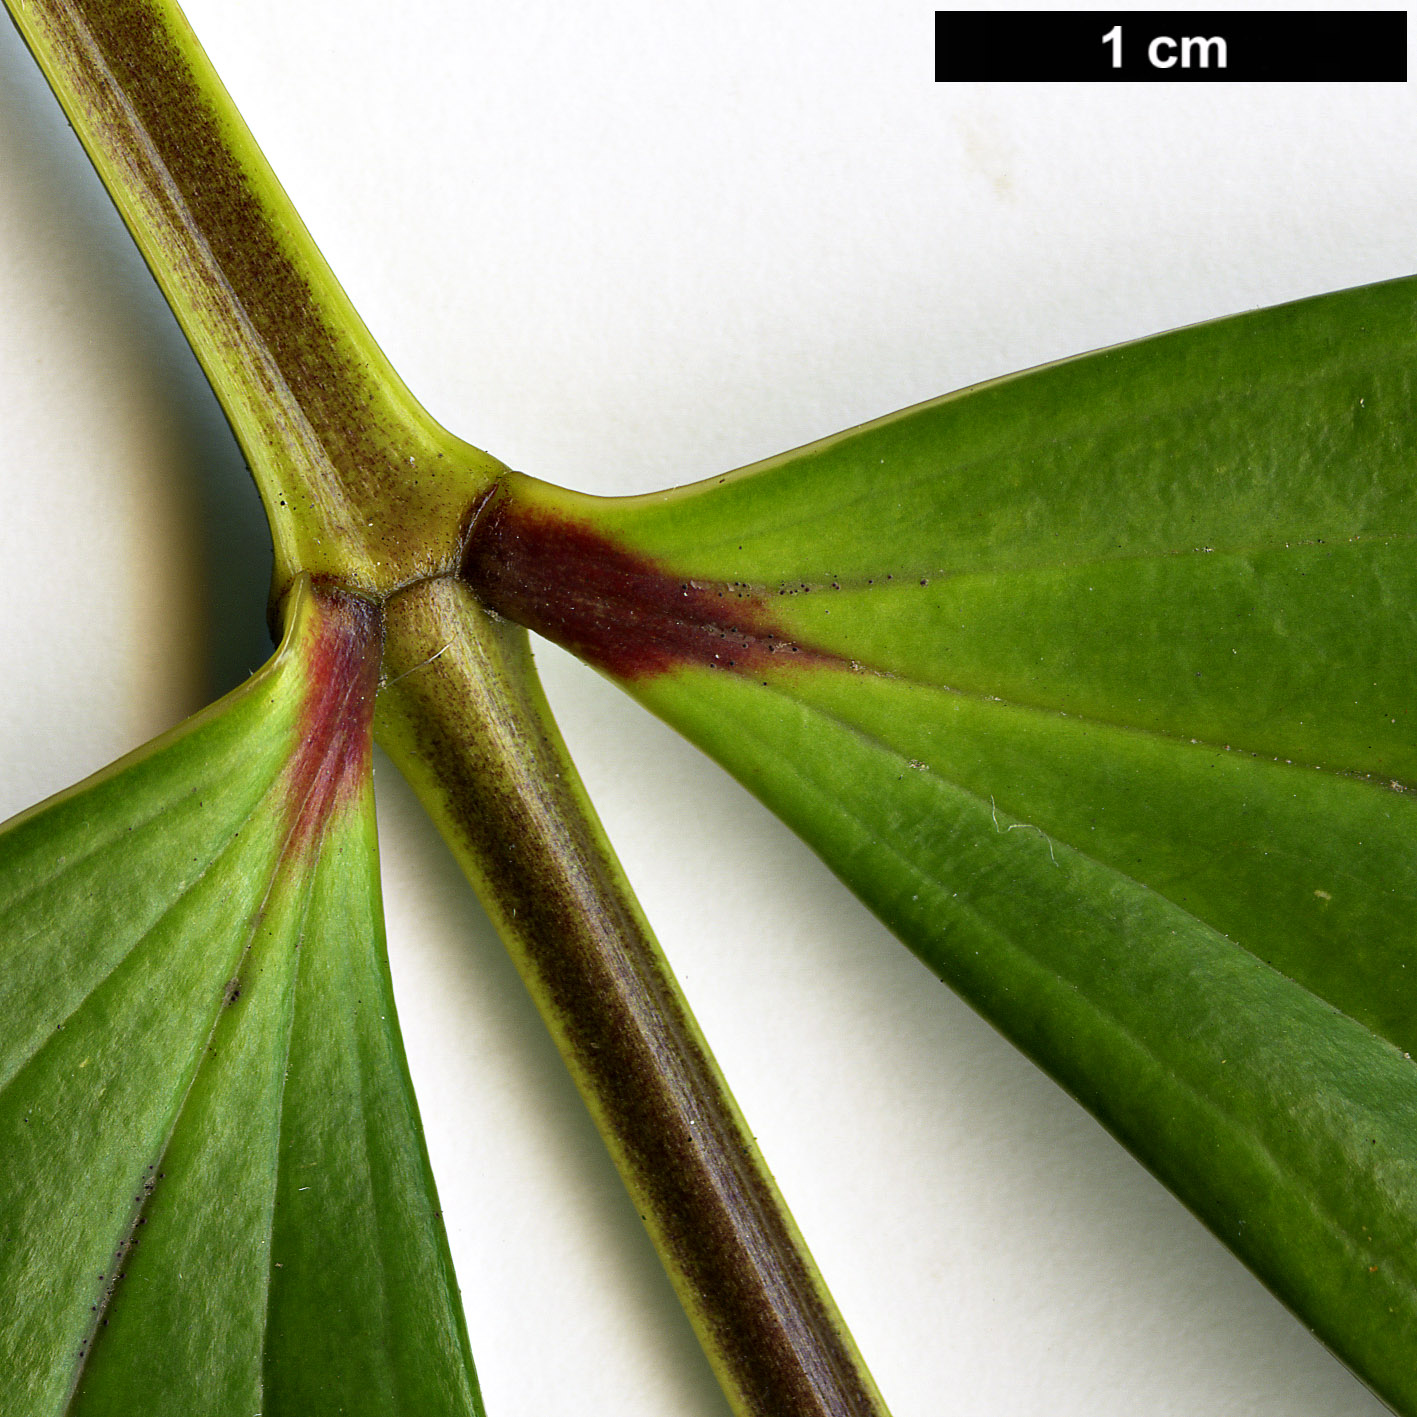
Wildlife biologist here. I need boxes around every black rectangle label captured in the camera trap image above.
[935,11,1407,81]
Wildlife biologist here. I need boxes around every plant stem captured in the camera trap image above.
[7,0,499,592]
[8,0,892,1411]
[378,577,889,1417]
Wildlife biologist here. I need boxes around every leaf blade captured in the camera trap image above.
[0,578,482,1417]
[635,661,1417,1411]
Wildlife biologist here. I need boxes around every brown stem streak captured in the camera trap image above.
[9,0,494,589]
[377,579,888,1417]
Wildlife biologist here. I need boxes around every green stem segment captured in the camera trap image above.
[8,1,891,1412]
[7,0,500,593]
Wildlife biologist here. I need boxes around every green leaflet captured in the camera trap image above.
[0,577,481,1417]
[476,275,1417,1414]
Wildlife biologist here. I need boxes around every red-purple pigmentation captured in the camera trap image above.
[461,493,832,680]
[281,584,383,857]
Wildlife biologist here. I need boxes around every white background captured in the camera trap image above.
[1,2,1414,1413]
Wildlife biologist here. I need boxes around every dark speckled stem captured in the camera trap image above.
[377,579,889,1417]
[8,0,500,592]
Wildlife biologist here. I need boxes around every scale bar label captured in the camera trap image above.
[935,11,1407,82]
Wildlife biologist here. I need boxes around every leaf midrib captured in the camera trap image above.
[710,526,1417,594]
[756,645,1415,795]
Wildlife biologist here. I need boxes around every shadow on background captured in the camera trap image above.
[0,17,273,704]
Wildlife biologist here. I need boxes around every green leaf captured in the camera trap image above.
[461,275,1417,1414]
[0,577,481,1417]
